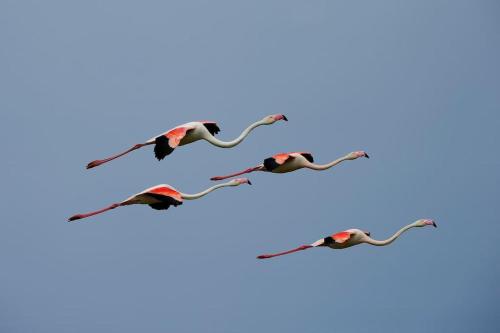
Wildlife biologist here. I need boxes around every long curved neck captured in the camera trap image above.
[204,120,266,148]
[364,223,418,246]
[305,155,349,170]
[180,182,234,200]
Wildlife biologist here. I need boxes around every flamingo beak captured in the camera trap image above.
[274,114,288,121]
[424,220,437,228]
[364,153,370,159]
[247,180,252,185]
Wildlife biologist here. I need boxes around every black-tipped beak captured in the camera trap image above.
[282,115,288,121]
[247,180,252,185]
[432,221,437,228]
[365,153,370,159]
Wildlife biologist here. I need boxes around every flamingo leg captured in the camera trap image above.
[257,245,313,259]
[210,165,263,181]
[86,143,150,169]
[68,203,121,221]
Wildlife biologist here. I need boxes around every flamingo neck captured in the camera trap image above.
[305,156,349,170]
[363,223,419,246]
[204,120,267,148]
[180,182,234,200]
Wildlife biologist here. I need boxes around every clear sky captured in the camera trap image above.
[1,1,499,332]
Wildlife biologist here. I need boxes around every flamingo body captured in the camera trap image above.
[317,229,370,249]
[121,184,184,210]
[263,152,314,173]
[148,122,217,160]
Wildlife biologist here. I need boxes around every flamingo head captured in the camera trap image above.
[415,219,437,228]
[263,114,288,124]
[346,150,369,160]
[229,178,252,186]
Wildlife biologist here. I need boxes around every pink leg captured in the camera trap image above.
[86,143,150,169]
[68,203,121,221]
[210,165,263,181]
[257,245,313,259]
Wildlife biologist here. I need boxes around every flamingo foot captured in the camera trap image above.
[86,160,105,169]
[68,214,84,222]
[257,254,272,259]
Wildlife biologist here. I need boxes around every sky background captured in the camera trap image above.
[1,1,499,332]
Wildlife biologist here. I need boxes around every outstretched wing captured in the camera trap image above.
[154,126,194,160]
[263,153,294,171]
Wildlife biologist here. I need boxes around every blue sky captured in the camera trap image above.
[1,1,499,332]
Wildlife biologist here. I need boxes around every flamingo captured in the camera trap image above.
[257,219,437,259]
[67,178,252,222]
[210,151,369,181]
[86,115,288,169]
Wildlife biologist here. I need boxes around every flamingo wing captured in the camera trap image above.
[299,152,314,163]
[135,186,184,210]
[331,231,352,244]
[154,126,195,160]
[142,193,183,210]
[263,153,294,171]
[201,121,220,136]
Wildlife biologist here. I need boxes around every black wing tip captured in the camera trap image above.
[146,193,183,210]
[154,152,167,161]
[301,153,314,163]
[263,157,280,171]
[154,136,175,160]
[203,123,221,136]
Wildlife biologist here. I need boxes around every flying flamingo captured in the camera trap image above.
[257,219,437,259]
[67,178,252,222]
[86,115,288,169]
[210,151,369,181]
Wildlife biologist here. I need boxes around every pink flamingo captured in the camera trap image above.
[210,151,369,181]
[68,178,251,222]
[257,219,437,259]
[86,115,287,169]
